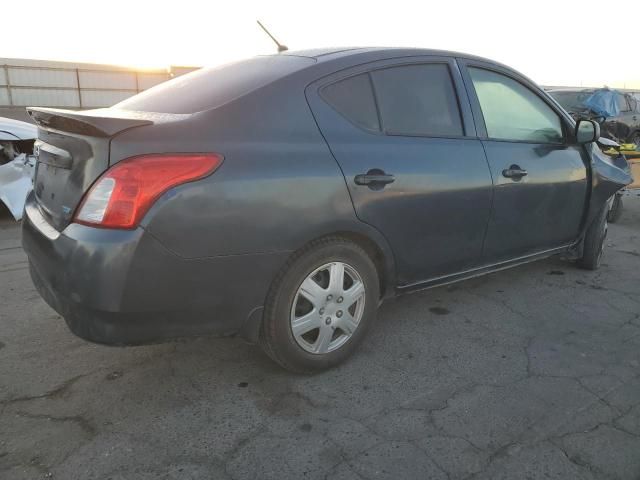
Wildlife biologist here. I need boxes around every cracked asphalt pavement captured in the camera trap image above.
[1,195,640,480]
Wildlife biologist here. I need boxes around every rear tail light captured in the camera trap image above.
[74,153,223,229]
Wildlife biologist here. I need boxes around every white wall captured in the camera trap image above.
[0,58,199,109]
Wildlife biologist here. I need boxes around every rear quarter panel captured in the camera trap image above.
[110,73,393,265]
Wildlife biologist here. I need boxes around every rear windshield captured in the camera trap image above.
[115,55,314,114]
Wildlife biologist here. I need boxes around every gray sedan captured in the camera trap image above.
[22,47,632,372]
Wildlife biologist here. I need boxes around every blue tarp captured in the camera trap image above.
[582,89,620,119]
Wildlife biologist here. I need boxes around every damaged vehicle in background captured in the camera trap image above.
[548,87,640,144]
[21,48,633,373]
[548,87,640,222]
[0,117,37,220]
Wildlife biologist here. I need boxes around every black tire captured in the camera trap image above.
[578,206,608,270]
[607,194,623,223]
[260,237,380,373]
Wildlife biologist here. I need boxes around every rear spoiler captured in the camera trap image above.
[27,107,155,137]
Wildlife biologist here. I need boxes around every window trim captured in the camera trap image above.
[368,73,385,133]
[462,63,571,146]
[318,59,471,141]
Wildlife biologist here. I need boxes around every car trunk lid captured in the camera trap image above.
[27,107,155,231]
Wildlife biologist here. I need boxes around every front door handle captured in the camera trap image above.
[354,169,395,188]
[502,165,528,180]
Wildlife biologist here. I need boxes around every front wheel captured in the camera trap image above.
[607,194,623,223]
[578,206,608,270]
[260,237,380,373]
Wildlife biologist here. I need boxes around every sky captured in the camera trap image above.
[6,0,640,88]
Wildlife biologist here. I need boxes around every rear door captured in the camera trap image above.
[306,57,494,285]
[459,61,589,262]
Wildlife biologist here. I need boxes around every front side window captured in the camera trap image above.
[469,68,564,144]
[371,64,464,137]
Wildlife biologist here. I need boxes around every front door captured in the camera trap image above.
[460,62,589,263]
[306,57,494,285]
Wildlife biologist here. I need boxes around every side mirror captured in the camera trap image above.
[575,119,600,144]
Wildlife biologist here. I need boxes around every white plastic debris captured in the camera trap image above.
[0,117,37,141]
[0,153,36,220]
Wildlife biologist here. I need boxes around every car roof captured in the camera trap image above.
[281,47,367,58]
[278,47,539,84]
[281,46,497,64]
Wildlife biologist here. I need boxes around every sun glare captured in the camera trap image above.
[6,0,640,88]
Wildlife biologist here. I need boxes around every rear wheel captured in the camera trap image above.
[260,237,379,373]
[578,206,608,270]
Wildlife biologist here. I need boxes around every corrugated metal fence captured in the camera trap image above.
[0,58,199,109]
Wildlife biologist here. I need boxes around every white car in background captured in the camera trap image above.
[0,116,37,220]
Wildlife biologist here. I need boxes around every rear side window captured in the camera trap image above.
[321,74,380,132]
[617,94,630,112]
[469,68,563,144]
[372,64,463,137]
[115,55,314,114]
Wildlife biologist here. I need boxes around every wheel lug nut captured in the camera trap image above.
[325,317,332,325]
[319,308,325,315]
[337,297,343,303]
[336,310,343,318]
[326,294,333,301]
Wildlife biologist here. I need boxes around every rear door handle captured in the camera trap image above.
[502,165,528,179]
[354,170,395,187]
[354,174,395,185]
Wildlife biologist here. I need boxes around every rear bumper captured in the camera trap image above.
[21,193,288,345]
